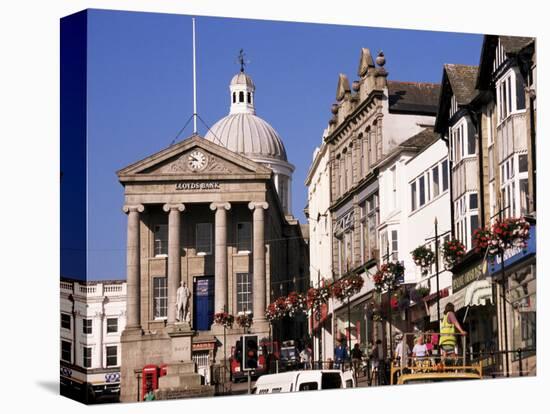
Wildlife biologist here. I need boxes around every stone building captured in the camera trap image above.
[434,63,497,365]
[117,70,308,402]
[60,278,126,403]
[434,35,536,377]
[475,35,536,377]
[305,132,334,363]
[309,47,440,357]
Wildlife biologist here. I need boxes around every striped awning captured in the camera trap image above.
[429,279,493,322]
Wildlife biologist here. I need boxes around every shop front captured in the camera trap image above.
[489,223,536,376]
[428,259,497,374]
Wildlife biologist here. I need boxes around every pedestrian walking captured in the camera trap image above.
[393,333,410,366]
[300,346,312,370]
[334,341,348,370]
[351,344,364,377]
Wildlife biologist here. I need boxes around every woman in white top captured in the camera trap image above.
[412,335,428,360]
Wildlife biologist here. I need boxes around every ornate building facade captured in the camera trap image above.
[118,71,308,402]
[308,47,441,358]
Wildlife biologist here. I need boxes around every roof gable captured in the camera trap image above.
[117,135,272,181]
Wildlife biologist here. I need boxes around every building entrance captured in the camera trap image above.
[193,276,215,331]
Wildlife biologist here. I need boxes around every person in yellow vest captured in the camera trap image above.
[439,303,466,361]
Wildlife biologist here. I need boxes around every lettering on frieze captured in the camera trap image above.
[175,182,221,191]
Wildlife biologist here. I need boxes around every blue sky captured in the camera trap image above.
[81,9,482,280]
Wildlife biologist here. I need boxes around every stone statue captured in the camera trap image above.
[176,280,191,323]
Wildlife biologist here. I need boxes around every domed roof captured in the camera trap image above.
[205,113,288,161]
[231,72,255,89]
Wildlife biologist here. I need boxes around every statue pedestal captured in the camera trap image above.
[167,323,194,362]
[155,323,214,400]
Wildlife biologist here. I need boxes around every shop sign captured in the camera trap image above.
[452,263,483,292]
[105,372,120,383]
[423,288,449,303]
[60,366,72,378]
[489,225,536,275]
[192,342,215,351]
[175,182,221,191]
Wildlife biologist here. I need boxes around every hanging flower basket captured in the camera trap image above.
[214,311,234,329]
[265,303,279,322]
[411,245,435,276]
[285,292,307,316]
[329,273,365,302]
[473,227,500,258]
[306,286,330,313]
[492,217,530,251]
[442,238,466,269]
[274,296,288,318]
[414,286,430,300]
[373,261,404,292]
[236,312,253,329]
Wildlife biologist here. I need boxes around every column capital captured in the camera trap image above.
[248,201,269,211]
[123,204,144,214]
[209,202,231,211]
[163,203,186,213]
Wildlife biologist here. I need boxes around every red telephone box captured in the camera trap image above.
[141,365,159,399]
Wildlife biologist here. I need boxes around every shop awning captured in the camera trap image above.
[429,279,493,322]
[464,279,493,307]
[429,289,465,322]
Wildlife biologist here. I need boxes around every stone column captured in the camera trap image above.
[123,204,144,329]
[248,202,269,322]
[163,203,186,325]
[210,202,231,313]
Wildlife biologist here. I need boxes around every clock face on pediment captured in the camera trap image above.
[187,150,208,171]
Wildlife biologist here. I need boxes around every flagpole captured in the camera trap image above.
[192,17,197,134]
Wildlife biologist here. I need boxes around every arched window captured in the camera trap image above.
[232,92,236,103]
[247,92,251,104]
[239,91,244,103]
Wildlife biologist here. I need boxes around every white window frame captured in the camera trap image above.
[450,118,475,163]
[195,223,213,255]
[496,68,526,125]
[82,318,93,335]
[500,154,529,218]
[82,346,92,368]
[454,191,479,250]
[106,317,118,334]
[61,340,72,364]
[236,272,253,313]
[61,313,71,331]
[106,345,118,368]
[153,276,168,320]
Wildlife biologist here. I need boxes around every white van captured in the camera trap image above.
[253,370,355,394]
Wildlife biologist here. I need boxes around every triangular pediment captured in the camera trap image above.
[117,135,272,181]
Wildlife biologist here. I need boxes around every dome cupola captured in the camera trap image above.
[204,53,295,214]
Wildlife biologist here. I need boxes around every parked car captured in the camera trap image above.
[253,370,356,394]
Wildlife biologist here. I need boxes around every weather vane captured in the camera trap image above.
[236,49,250,72]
